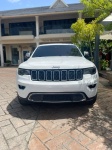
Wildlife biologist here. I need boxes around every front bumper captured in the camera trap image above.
[17,73,99,102]
[18,92,97,103]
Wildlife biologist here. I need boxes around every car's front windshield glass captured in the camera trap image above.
[32,45,82,57]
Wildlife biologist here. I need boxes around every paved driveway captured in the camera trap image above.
[0,68,112,150]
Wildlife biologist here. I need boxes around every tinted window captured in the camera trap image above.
[32,45,82,57]
[9,22,36,36]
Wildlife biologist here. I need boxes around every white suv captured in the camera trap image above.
[17,44,99,105]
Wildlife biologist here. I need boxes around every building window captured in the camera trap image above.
[9,22,36,36]
[11,48,19,65]
[1,24,5,36]
[42,19,76,34]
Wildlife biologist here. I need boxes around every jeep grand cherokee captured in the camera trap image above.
[17,44,99,105]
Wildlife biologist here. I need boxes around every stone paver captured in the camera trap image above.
[0,67,112,150]
[0,68,39,150]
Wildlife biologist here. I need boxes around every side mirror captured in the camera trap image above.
[84,51,89,56]
[25,52,30,60]
[84,51,89,59]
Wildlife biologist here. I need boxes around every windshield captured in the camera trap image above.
[32,45,82,57]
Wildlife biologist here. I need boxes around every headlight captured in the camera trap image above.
[18,68,30,76]
[83,67,96,75]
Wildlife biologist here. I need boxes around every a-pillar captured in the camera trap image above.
[0,44,4,67]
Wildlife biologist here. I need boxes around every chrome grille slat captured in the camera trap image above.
[31,69,83,81]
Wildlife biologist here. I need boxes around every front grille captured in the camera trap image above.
[31,69,83,81]
[28,93,86,102]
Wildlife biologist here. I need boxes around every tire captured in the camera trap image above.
[18,96,30,106]
[86,95,97,106]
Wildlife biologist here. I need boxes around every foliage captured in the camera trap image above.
[90,39,112,54]
[71,19,104,42]
[104,23,112,31]
[99,40,112,54]
[81,0,112,23]
[100,59,109,70]
[71,19,104,59]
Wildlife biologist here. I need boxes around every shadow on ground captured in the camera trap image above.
[7,93,112,149]
[7,96,89,120]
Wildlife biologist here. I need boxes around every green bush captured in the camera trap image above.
[100,59,109,70]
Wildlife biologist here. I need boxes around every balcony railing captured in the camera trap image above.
[39,25,74,35]
[1,26,74,36]
[2,27,36,36]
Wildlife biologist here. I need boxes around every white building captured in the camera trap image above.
[0,0,94,66]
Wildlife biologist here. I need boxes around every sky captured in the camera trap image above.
[0,0,80,11]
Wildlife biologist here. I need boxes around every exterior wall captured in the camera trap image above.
[5,45,11,60]
[1,13,78,37]
[5,44,36,65]
[0,11,79,66]
[2,17,35,24]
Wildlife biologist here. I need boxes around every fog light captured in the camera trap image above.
[88,84,96,89]
[18,85,26,90]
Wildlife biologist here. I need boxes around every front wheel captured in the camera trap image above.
[18,96,31,106]
[86,95,97,105]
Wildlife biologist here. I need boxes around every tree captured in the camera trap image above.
[71,19,104,60]
[81,0,112,22]
[80,0,112,70]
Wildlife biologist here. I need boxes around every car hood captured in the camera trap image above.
[19,56,95,69]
